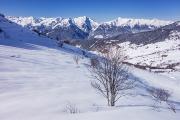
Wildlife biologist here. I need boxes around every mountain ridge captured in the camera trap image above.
[7,16,173,40]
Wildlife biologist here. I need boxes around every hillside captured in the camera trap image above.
[0,43,180,120]
[86,22,180,72]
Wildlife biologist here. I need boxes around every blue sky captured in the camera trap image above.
[0,0,180,22]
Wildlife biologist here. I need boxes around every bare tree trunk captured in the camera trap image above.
[110,96,115,106]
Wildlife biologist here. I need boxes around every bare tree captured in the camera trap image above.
[88,48,134,106]
[149,88,176,113]
[150,88,170,102]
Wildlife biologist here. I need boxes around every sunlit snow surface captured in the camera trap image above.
[0,43,180,120]
[117,31,180,70]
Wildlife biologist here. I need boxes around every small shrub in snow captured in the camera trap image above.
[64,103,80,114]
[150,88,170,102]
[149,88,176,113]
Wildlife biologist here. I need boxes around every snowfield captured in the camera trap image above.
[0,42,180,120]
[117,31,180,71]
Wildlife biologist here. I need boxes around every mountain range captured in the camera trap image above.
[7,16,172,41]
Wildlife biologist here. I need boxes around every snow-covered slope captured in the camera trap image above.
[1,40,180,120]
[120,37,180,72]
[74,16,99,32]
[118,22,180,71]
[0,15,57,48]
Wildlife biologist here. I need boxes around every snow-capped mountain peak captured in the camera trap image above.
[7,16,64,27]
[7,16,99,32]
[104,17,172,28]
[73,16,99,32]
[90,17,173,39]
[37,17,63,27]
[52,18,71,28]
[74,16,90,27]
[7,16,38,26]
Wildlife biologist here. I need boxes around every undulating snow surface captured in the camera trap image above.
[0,42,180,120]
